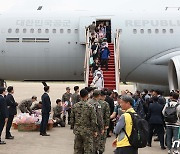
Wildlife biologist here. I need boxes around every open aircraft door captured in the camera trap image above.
[79,16,95,44]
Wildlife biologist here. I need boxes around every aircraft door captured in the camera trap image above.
[79,16,95,44]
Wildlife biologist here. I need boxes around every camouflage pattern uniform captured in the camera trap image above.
[70,100,98,154]
[99,100,110,153]
[62,92,72,123]
[19,99,33,114]
[31,103,41,111]
[53,105,65,127]
[71,93,81,106]
[89,98,104,154]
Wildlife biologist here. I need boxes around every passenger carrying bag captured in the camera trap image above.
[123,112,148,148]
[164,103,179,123]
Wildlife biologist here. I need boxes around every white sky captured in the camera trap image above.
[0,0,180,12]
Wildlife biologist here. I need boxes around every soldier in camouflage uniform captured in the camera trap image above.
[53,99,65,127]
[98,90,110,154]
[31,101,42,111]
[19,96,37,114]
[88,90,104,154]
[70,89,98,154]
[62,87,72,124]
[71,86,81,106]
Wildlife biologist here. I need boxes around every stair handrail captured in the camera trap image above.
[84,28,91,87]
[114,29,121,91]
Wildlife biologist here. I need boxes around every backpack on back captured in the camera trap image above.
[164,102,179,123]
[123,112,149,149]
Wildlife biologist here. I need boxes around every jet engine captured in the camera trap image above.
[168,56,180,91]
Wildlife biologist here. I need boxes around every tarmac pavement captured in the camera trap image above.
[0,81,168,154]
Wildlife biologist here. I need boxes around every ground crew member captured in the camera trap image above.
[53,99,65,127]
[70,89,98,154]
[62,87,72,124]
[89,90,104,154]
[99,90,110,154]
[71,86,80,106]
[19,96,37,114]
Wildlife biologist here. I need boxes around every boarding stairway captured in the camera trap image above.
[84,29,120,91]
[88,43,116,90]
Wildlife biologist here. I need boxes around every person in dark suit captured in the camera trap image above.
[147,96,166,150]
[0,87,8,144]
[40,86,51,136]
[5,86,18,139]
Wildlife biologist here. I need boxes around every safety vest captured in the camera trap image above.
[116,108,135,147]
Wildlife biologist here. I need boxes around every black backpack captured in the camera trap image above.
[164,102,179,123]
[123,112,149,148]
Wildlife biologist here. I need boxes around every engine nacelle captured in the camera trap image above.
[168,56,180,91]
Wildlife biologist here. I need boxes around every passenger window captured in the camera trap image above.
[52,29,56,33]
[162,29,166,33]
[30,29,34,33]
[155,29,159,33]
[74,29,78,33]
[23,29,27,33]
[170,29,174,33]
[8,29,12,33]
[38,29,42,33]
[15,29,19,33]
[45,29,49,33]
[67,29,71,33]
[60,29,64,33]
[148,29,151,34]
[140,29,144,34]
[133,29,137,34]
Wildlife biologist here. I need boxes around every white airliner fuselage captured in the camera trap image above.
[0,8,180,90]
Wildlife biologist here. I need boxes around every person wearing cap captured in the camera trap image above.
[62,87,72,125]
[5,86,18,139]
[88,90,104,154]
[102,38,108,48]
[0,87,8,144]
[100,44,110,71]
[98,90,110,154]
[18,96,37,114]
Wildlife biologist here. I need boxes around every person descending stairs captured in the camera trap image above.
[89,43,116,90]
